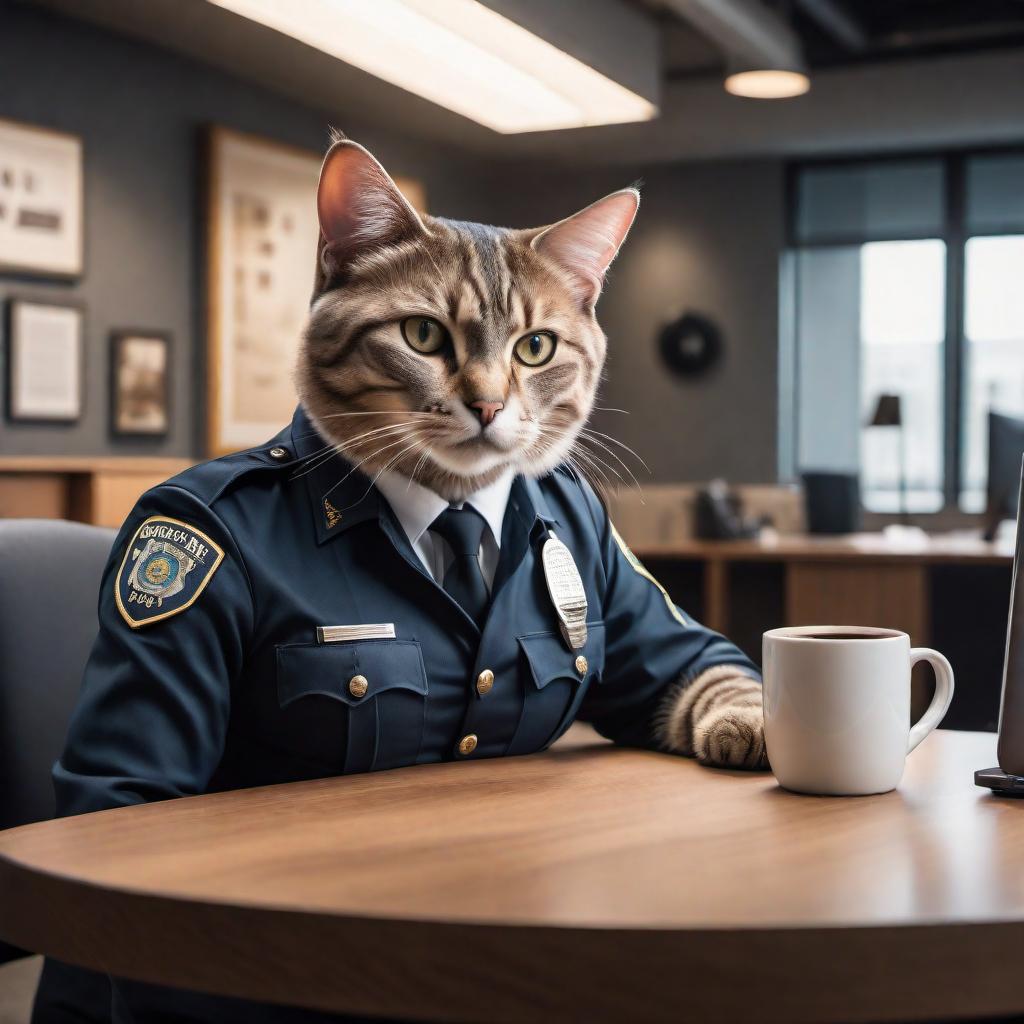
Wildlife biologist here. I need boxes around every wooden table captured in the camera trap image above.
[2,727,1023,1023]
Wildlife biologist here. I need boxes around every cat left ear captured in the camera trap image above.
[531,188,639,307]
[317,139,425,279]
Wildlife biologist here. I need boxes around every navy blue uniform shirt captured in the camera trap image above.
[54,405,758,818]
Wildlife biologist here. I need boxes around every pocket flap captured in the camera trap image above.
[517,623,605,690]
[277,639,429,708]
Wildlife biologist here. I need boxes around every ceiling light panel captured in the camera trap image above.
[206,0,658,133]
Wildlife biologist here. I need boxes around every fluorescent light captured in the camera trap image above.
[206,0,658,133]
[724,68,810,99]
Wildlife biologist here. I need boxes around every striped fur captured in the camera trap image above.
[657,666,768,770]
[296,138,637,502]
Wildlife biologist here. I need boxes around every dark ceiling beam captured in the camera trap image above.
[793,0,867,53]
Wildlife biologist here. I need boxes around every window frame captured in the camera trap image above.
[784,144,1024,520]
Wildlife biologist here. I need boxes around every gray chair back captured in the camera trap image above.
[0,519,116,830]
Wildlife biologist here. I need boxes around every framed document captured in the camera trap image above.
[0,118,83,278]
[205,125,426,455]
[111,330,171,436]
[5,298,83,422]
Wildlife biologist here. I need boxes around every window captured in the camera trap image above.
[860,240,946,512]
[789,150,1024,516]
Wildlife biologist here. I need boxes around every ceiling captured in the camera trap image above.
[648,0,1024,78]
[23,0,1024,164]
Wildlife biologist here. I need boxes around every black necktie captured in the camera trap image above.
[430,506,489,627]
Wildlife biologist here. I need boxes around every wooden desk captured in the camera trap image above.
[633,533,1013,637]
[632,534,1015,731]
[0,456,191,528]
[1,727,1022,1023]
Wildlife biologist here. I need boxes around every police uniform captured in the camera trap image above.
[40,404,759,1023]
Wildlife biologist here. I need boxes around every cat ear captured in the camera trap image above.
[316,139,425,276]
[531,189,639,306]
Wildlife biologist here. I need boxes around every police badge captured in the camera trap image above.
[115,516,224,627]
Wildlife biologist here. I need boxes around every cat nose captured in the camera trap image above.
[469,400,504,427]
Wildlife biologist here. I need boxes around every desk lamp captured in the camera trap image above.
[867,394,907,523]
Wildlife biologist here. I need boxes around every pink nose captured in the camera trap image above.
[470,400,504,427]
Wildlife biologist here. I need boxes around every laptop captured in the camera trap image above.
[976,456,1024,795]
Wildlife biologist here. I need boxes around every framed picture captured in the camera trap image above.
[5,297,84,422]
[110,330,171,436]
[0,117,83,278]
[205,125,427,455]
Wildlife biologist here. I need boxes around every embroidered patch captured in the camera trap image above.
[609,520,689,628]
[115,516,225,628]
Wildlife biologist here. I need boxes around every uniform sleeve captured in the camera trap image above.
[53,485,254,816]
[575,485,765,767]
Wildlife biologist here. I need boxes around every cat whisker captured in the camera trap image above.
[290,422,425,480]
[568,444,615,496]
[577,433,647,495]
[348,436,429,507]
[324,430,428,500]
[579,427,651,474]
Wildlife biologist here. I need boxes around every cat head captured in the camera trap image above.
[296,137,638,501]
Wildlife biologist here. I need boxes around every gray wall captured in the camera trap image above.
[0,5,500,458]
[0,5,787,484]
[481,159,785,483]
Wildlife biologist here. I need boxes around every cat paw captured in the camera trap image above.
[693,703,769,770]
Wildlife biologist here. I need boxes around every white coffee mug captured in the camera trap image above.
[763,625,955,795]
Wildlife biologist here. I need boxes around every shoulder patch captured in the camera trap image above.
[115,516,225,628]
[609,520,689,628]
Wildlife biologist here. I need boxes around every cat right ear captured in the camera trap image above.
[531,188,639,308]
[316,140,424,280]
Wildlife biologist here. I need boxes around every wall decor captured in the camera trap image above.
[205,125,426,455]
[5,297,83,422]
[658,312,722,379]
[0,118,83,277]
[111,330,171,436]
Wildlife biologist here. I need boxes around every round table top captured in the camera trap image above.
[2,727,1023,1022]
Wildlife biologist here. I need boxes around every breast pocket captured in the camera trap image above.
[276,639,429,774]
[511,622,606,753]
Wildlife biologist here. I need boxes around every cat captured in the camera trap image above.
[296,132,766,770]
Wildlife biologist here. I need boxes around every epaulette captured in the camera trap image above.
[160,438,302,509]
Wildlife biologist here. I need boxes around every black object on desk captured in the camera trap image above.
[983,410,1024,542]
[801,471,860,534]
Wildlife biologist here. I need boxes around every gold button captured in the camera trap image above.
[476,669,494,696]
[458,733,478,756]
[348,674,368,698]
[575,655,588,675]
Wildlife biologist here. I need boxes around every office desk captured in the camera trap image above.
[1,727,1022,1022]
[632,534,1015,730]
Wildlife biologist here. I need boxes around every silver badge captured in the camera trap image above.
[541,531,588,650]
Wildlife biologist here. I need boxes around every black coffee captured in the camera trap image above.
[801,632,894,640]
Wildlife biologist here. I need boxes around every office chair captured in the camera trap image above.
[0,518,115,1006]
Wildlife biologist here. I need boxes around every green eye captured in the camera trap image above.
[514,331,557,367]
[401,316,449,354]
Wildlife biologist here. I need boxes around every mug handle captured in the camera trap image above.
[907,648,955,753]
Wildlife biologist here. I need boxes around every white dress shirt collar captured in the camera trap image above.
[374,467,514,552]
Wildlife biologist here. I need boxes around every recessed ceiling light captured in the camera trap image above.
[205,0,658,133]
[724,68,811,99]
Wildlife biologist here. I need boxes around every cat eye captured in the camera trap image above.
[514,331,557,367]
[401,316,449,354]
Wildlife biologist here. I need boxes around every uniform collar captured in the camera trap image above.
[288,406,557,545]
[374,467,514,552]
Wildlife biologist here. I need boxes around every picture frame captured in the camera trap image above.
[0,117,84,278]
[110,329,171,437]
[5,297,84,423]
[205,125,427,456]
